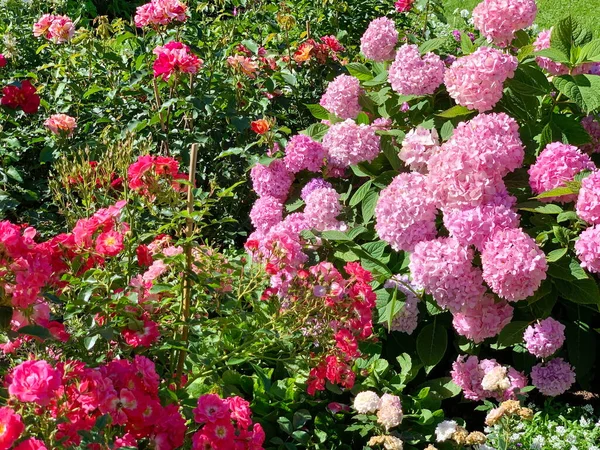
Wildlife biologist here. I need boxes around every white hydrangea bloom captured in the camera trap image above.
[353,391,381,414]
[435,420,457,442]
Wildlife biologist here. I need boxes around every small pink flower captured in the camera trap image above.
[13,438,48,450]
[153,41,202,81]
[33,14,54,39]
[48,15,75,44]
[193,394,229,423]
[225,396,252,428]
[44,114,77,137]
[95,230,124,257]
[0,407,24,450]
[394,0,414,12]
[8,360,62,406]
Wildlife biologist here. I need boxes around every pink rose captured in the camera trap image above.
[8,360,62,406]
[193,393,228,423]
[0,407,24,450]
[13,438,48,450]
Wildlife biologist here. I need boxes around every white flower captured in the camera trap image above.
[353,391,381,414]
[532,435,545,449]
[556,426,567,436]
[435,420,457,442]
[582,404,594,414]
[460,9,470,18]
[376,394,403,430]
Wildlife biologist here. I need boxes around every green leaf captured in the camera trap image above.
[551,16,593,62]
[304,104,330,120]
[553,74,600,113]
[578,39,600,63]
[419,38,447,54]
[440,121,455,141]
[17,325,51,340]
[349,181,372,207]
[361,191,378,223]
[507,65,551,96]
[321,230,351,241]
[566,319,597,381]
[460,32,475,55]
[554,278,600,305]
[534,186,576,200]
[6,167,23,183]
[301,123,329,141]
[292,410,311,429]
[241,39,259,54]
[356,112,370,125]
[416,322,447,374]
[547,247,568,262]
[535,48,570,64]
[518,202,563,214]
[416,377,461,400]
[436,105,474,118]
[380,135,402,170]
[496,321,530,348]
[346,63,373,81]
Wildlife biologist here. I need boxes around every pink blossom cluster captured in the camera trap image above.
[472,0,537,46]
[320,74,363,119]
[250,196,284,233]
[191,394,265,449]
[394,0,414,12]
[451,355,528,401]
[44,113,77,137]
[389,44,445,95]
[399,126,440,173]
[300,178,332,200]
[383,275,420,334]
[153,41,203,80]
[360,17,399,62]
[0,407,23,450]
[304,187,344,231]
[452,294,514,343]
[284,134,326,173]
[377,394,403,430]
[581,116,600,153]
[250,159,294,201]
[33,14,75,44]
[444,47,517,111]
[134,0,187,28]
[534,29,595,75]
[575,225,600,273]
[523,317,565,358]
[528,142,595,203]
[3,357,186,448]
[127,155,188,200]
[530,358,576,396]
[481,228,548,301]
[576,171,600,224]
[322,119,380,167]
[375,173,438,252]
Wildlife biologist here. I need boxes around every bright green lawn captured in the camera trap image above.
[442,0,600,34]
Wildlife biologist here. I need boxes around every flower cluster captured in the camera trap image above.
[395,0,414,12]
[353,392,403,431]
[135,0,187,28]
[389,44,445,95]
[530,358,576,396]
[250,159,294,201]
[399,126,440,173]
[322,119,381,167]
[523,317,566,358]
[576,171,600,224]
[452,293,514,343]
[451,355,527,401]
[191,394,265,449]
[153,41,203,81]
[33,14,75,44]
[44,113,77,137]
[472,0,537,46]
[127,155,188,200]
[283,134,326,173]
[444,47,517,111]
[227,44,281,80]
[304,187,344,231]
[575,225,600,273]
[360,17,399,62]
[528,142,595,203]
[1,80,40,114]
[383,275,420,335]
[293,36,345,64]
[320,74,363,119]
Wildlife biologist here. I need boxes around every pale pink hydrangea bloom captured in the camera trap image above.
[135,0,187,28]
[272,213,310,237]
[443,192,519,251]
[523,317,565,358]
[376,394,403,430]
[360,17,399,62]
[531,358,575,396]
[575,225,600,273]
[389,44,445,95]
[481,228,548,301]
[452,294,513,343]
[319,74,363,120]
[534,29,594,75]
[384,275,420,334]
[528,142,595,203]
[371,117,392,131]
[322,119,380,167]
[444,47,517,111]
[304,187,343,231]
[581,116,600,153]
[284,135,326,173]
[576,171,600,225]
[250,159,294,201]
[300,178,333,201]
[353,391,381,413]
[472,0,537,47]
[399,126,440,173]
[250,196,283,232]
[44,114,77,136]
[409,237,487,312]
[375,173,438,252]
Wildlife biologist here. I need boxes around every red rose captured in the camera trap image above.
[1,80,40,114]
[250,119,270,134]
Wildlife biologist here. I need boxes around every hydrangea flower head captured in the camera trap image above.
[576,171,600,224]
[389,44,445,95]
[444,47,517,111]
[481,228,548,301]
[322,119,380,167]
[399,126,440,173]
[452,294,514,343]
[284,134,326,173]
[384,275,420,334]
[473,0,537,47]
[360,17,399,62]
[300,178,333,201]
[575,225,600,273]
[376,394,403,430]
[250,159,294,201]
[250,196,283,232]
[524,317,566,358]
[353,391,381,413]
[528,142,595,203]
[320,74,362,119]
[304,187,343,231]
[531,358,575,396]
[375,173,438,252]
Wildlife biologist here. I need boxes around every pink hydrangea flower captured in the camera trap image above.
[444,47,517,111]
[528,142,595,203]
[399,126,440,173]
[250,196,283,232]
[284,134,326,173]
[135,0,187,28]
[389,44,445,95]
[8,360,62,406]
[250,159,294,201]
[44,114,77,137]
[376,394,403,430]
[153,41,202,80]
[531,358,575,396]
[360,17,399,62]
[452,294,514,343]
[409,237,487,312]
[443,192,519,251]
[375,173,438,252]
[576,171,600,225]
[534,29,594,75]
[523,317,565,358]
[581,116,600,153]
[322,119,380,167]
[371,117,392,131]
[384,275,420,334]
[481,228,548,301]
[304,187,343,231]
[0,407,24,450]
[300,178,333,201]
[319,74,362,119]
[472,0,537,47]
[575,225,600,273]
